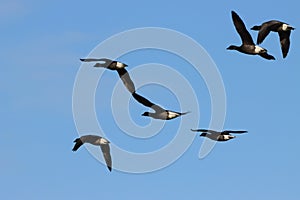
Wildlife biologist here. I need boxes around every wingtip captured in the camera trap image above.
[108,166,112,172]
[231,10,237,16]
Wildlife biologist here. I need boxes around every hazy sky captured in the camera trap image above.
[1,0,299,199]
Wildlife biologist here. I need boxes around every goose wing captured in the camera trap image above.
[256,21,281,44]
[80,58,113,63]
[100,144,112,172]
[116,68,136,93]
[231,11,254,45]
[278,31,291,58]
[72,135,100,151]
[223,130,248,134]
[132,92,165,113]
[190,129,219,134]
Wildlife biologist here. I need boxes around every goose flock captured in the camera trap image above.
[73,11,294,172]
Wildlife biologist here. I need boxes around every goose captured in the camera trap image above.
[72,135,112,172]
[80,58,135,93]
[227,11,275,60]
[132,92,189,120]
[80,58,127,70]
[191,129,248,142]
[251,20,295,58]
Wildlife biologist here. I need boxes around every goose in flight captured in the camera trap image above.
[227,11,275,60]
[251,20,295,58]
[72,135,112,172]
[80,58,127,70]
[80,58,135,93]
[132,92,189,120]
[191,129,248,142]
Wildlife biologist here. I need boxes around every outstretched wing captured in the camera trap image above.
[257,26,272,45]
[223,130,248,134]
[132,92,165,113]
[231,11,254,45]
[279,31,291,58]
[190,129,219,134]
[100,144,112,172]
[80,58,112,63]
[256,21,280,44]
[116,68,136,93]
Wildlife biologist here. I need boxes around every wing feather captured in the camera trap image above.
[231,11,254,45]
[100,144,112,172]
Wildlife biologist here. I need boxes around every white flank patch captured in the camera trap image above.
[282,24,288,31]
[100,138,109,144]
[223,135,231,140]
[167,111,179,118]
[116,62,125,68]
[254,45,265,53]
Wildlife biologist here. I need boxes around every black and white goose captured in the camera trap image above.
[80,58,135,93]
[80,58,127,70]
[132,92,189,120]
[191,129,248,142]
[251,20,295,58]
[72,135,112,172]
[227,11,275,60]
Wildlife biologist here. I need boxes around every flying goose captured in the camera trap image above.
[72,135,112,172]
[191,129,248,142]
[80,58,128,70]
[132,92,189,120]
[80,58,135,93]
[251,20,295,58]
[227,11,275,60]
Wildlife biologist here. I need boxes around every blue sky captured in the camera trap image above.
[1,0,299,199]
